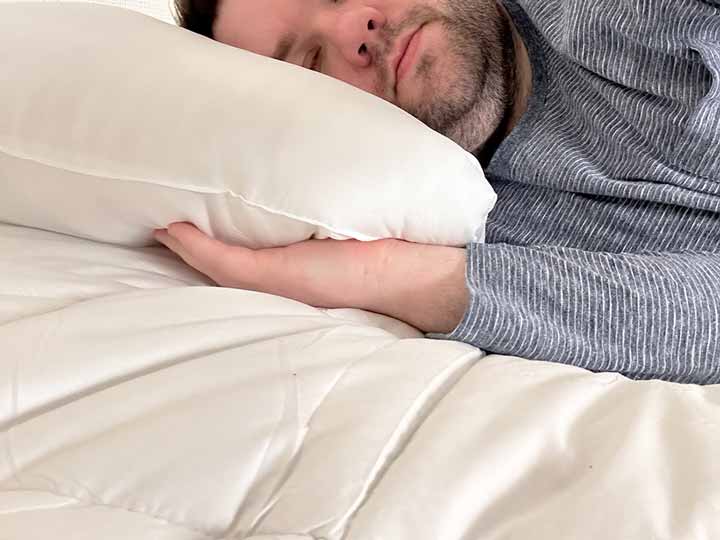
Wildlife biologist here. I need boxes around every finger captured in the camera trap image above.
[154,228,203,270]
[166,222,226,262]
[154,228,181,253]
[166,222,259,288]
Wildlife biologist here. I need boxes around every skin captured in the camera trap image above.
[156,0,532,333]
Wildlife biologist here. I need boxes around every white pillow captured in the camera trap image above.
[0,2,496,248]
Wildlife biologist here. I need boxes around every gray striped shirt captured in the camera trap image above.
[440,0,720,384]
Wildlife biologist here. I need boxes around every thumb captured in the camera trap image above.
[164,222,226,278]
[166,222,224,258]
[164,222,258,288]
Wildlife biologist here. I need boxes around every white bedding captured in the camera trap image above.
[1,222,719,539]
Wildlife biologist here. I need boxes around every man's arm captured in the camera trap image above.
[153,222,470,332]
[155,223,720,384]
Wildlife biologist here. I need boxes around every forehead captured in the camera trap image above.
[213,0,301,56]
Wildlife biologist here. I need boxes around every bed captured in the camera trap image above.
[2,219,720,540]
[1,1,720,538]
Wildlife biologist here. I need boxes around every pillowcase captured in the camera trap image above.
[0,2,496,249]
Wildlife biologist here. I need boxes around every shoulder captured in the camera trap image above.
[508,0,720,83]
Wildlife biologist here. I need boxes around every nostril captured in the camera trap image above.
[367,19,375,31]
[358,43,368,55]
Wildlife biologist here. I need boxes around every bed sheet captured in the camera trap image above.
[1,223,719,539]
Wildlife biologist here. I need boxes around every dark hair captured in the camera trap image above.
[173,0,220,38]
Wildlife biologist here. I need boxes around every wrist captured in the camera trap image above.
[372,243,469,333]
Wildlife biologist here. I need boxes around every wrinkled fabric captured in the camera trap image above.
[1,223,719,539]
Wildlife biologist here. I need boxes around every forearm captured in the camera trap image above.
[438,243,720,384]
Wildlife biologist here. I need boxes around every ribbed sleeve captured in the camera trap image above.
[442,243,720,384]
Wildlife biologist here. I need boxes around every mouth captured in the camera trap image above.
[391,24,425,97]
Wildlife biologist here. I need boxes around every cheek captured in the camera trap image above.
[417,22,455,75]
[399,24,456,103]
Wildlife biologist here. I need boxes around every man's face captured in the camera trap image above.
[213,0,514,151]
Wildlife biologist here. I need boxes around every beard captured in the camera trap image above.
[371,0,517,153]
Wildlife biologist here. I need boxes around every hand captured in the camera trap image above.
[154,223,469,333]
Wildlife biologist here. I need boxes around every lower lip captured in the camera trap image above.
[396,26,423,83]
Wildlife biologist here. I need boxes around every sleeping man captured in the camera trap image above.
[154,0,720,384]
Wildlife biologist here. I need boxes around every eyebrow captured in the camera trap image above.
[272,33,297,61]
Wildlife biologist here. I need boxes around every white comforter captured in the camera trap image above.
[1,222,719,539]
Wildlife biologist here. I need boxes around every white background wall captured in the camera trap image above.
[0,0,175,23]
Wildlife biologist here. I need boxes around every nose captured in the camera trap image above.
[331,6,386,68]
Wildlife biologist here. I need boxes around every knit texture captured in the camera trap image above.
[440,0,720,384]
